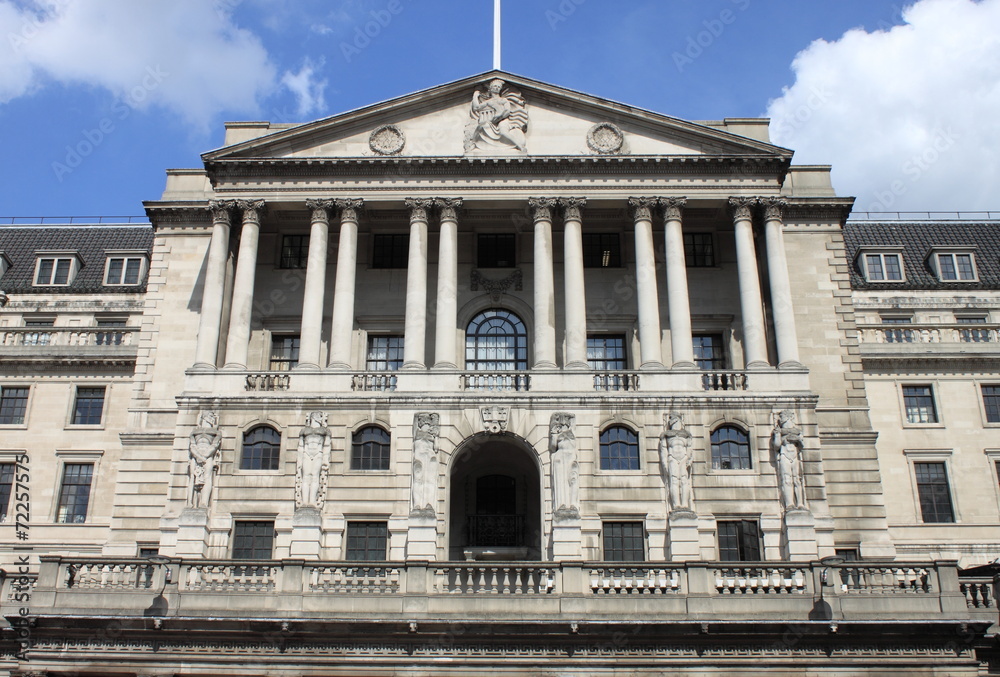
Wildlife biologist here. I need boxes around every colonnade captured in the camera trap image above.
[193,196,801,372]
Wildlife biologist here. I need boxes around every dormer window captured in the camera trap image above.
[931,250,977,281]
[34,255,79,286]
[859,250,904,282]
[0,253,10,279]
[104,254,147,286]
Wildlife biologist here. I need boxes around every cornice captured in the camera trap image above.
[143,203,213,229]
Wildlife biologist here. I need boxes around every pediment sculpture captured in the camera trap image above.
[463,78,528,154]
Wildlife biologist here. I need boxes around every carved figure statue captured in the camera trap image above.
[659,413,694,513]
[549,412,579,520]
[296,411,331,509]
[187,411,221,509]
[464,79,528,153]
[410,413,441,517]
[771,410,808,511]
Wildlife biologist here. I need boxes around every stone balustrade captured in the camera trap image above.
[959,577,995,609]
[592,371,640,392]
[0,327,136,347]
[858,323,1000,345]
[18,557,973,624]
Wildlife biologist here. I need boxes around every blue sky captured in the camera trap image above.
[1,0,998,217]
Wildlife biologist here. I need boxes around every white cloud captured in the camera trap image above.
[281,57,327,118]
[0,0,278,129]
[766,0,1000,213]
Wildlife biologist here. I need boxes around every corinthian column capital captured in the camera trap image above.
[559,197,587,222]
[528,197,558,222]
[404,198,434,223]
[434,198,464,222]
[206,199,235,225]
[305,199,337,225]
[334,198,364,223]
[760,197,788,222]
[729,196,757,222]
[236,199,265,226]
[628,197,658,222]
[659,197,687,221]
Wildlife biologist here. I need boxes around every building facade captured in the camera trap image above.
[0,71,996,676]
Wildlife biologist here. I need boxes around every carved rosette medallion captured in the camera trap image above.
[369,124,405,156]
[481,406,510,434]
[586,122,625,154]
[729,196,757,222]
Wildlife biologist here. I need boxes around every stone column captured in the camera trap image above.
[661,197,695,369]
[629,197,664,368]
[402,198,433,370]
[530,198,558,369]
[761,197,802,368]
[297,199,334,370]
[223,199,265,369]
[730,197,769,368]
[193,200,234,369]
[327,199,363,369]
[433,198,462,369]
[561,198,589,369]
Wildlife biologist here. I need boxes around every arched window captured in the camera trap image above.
[600,426,640,470]
[465,309,528,371]
[352,426,390,470]
[241,425,281,470]
[711,425,751,470]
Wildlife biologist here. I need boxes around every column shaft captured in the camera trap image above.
[562,198,588,369]
[297,200,333,370]
[630,198,664,368]
[762,198,801,367]
[402,199,432,370]
[530,198,557,369]
[193,201,233,369]
[433,199,462,369]
[327,199,362,368]
[662,198,695,368]
[731,198,769,368]
[224,200,264,369]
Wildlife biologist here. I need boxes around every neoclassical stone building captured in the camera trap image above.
[0,71,996,676]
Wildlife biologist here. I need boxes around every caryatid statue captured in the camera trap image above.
[188,411,221,509]
[549,412,580,521]
[659,412,694,513]
[410,413,440,518]
[463,78,529,153]
[771,410,808,511]
[296,411,331,509]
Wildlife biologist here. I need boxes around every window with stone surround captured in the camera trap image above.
[240,426,281,470]
[902,385,938,424]
[602,521,645,561]
[860,252,903,281]
[710,425,751,470]
[932,251,977,282]
[34,255,78,286]
[717,519,762,561]
[345,521,388,561]
[279,234,309,269]
[366,335,404,371]
[351,426,390,470]
[269,335,300,371]
[693,334,726,370]
[0,386,29,425]
[587,335,626,370]
[56,463,93,523]
[104,255,146,285]
[982,385,1000,423]
[599,426,640,470]
[232,520,275,559]
[465,309,528,371]
[914,462,955,523]
[0,463,12,522]
[71,386,106,426]
[582,233,621,268]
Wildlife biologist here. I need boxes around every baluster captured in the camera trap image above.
[500,567,511,594]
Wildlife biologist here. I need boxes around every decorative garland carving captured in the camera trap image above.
[470,269,523,303]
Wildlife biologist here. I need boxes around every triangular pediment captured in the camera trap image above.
[203,70,791,162]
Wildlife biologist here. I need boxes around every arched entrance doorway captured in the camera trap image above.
[448,433,541,561]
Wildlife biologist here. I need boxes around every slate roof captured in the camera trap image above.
[843,220,1000,291]
[0,224,153,294]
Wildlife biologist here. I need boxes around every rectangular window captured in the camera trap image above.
[587,335,626,370]
[0,463,13,522]
[582,233,621,268]
[863,253,903,281]
[232,520,275,559]
[693,334,726,370]
[269,335,300,371]
[57,463,93,523]
[717,520,762,561]
[936,253,976,281]
[903,385,938,424]
[105,256,144,285]
[346,521,388,561]
[372,234,409,269]
[983,386,1000,423]
[0,387,29,425]
[35,257,74,286]
[366,335,404,371]
[477,233,516,268]
[684,232,715,267]
[914,462,955,523]
[279,234,309,269]
[72,386,106,425]
[602,521,645,562]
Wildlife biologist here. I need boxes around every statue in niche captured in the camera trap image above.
[410,413,440,518]
[187,411,221,509]
[464,78,528,153]
[771,410,808,511]
[296,411,331,509]
[659,413,694,513]
[549,412,580,521]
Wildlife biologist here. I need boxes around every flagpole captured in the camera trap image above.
[493,0,501,70]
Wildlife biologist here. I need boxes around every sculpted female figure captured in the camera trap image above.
[549,412,579,520]
[464,78,529,153]
[410,413,440,517]
[296,411,331,509]
[771,410,808,511]
[659,413,694,513]
[188,411,221,509]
